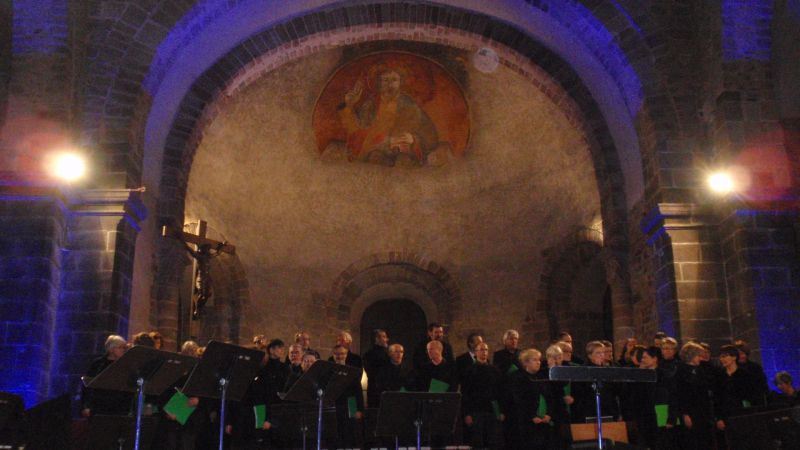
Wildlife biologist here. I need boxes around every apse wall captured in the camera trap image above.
[184,45,601,352]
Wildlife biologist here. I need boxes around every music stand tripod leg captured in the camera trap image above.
[316,388,324,450]
[414,418,422,450]
[593,381,604,450]
[135,377,145,450]
[218,377,229,450]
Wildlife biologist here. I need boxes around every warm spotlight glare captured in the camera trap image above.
[708,172,734,194]
[48,152,87,182]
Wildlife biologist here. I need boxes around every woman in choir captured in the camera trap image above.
[571,341,621,422]
[659,337,680,377]
[713,345,760,434]
[544,344,572,449]
[674,342,715,450]
[284,351,317,392]
[511,348,556,450]
[617,337,638,367]
[770,371,800,407]
[626,346,678,450]
[80,335,130,417]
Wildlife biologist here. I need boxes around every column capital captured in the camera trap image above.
[641,202,715,244]
[0,184,147,230]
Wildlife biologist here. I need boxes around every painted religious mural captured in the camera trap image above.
[313,52,469,167]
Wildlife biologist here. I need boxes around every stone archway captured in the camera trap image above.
[326,252,460,353]
[359,299,426,370]
[530,228,633,353]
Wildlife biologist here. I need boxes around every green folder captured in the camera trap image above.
[163,390,196,426]
[429,378,450,393]
[507,364,519,374]
[563,383,571,396]
[254,404,266,428]
[491,400,502,420]
[347,396,358,418]
[400,386,407,392]
[655,404,668,427]
[742,399,752,408]
[536,394,547,418]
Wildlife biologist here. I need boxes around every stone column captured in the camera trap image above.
[641,203,732,349]
[0,191,65,407]
[0,186,145,406]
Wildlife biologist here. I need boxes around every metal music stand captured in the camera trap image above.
[270,402,338,449]
[375,391,461,450]
[284,360,361,450]
[85,414,158,450]
[84,346,197,450]
[0,392,25,448]
[550,366,656,450]
[181,341,264,450]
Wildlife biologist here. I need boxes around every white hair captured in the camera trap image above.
[503,329,519,341]
[181,340,199,355]
[104,335,127,353]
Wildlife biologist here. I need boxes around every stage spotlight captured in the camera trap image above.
[46,151,87,183]
[707,171,734,194]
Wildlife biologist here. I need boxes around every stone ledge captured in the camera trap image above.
[0,185,147,229]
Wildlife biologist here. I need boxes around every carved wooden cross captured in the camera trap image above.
[162,220,236,319]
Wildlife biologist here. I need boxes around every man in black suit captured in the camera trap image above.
[492,329,521,375]
[364,329,390,407]
[328,331,363,368]
[412,322,454,370]
[456,332,484,387]
[372,344,411,408]
[493,329,520,450]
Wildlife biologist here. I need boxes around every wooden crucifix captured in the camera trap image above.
[162,220,236,320]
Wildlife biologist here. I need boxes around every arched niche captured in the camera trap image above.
[358,298,427,371]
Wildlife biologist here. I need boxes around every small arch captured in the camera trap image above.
[534,229,632,351]
[359,299,427,370]
[327,252,461,352]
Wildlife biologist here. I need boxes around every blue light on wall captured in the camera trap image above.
[722,0,773,61]
[755,291,800,393]
[12,0,69,55]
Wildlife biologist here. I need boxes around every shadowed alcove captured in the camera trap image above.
[359,299,426,371]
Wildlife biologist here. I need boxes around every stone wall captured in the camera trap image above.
[0,199,63,407]
[182,45,602,355]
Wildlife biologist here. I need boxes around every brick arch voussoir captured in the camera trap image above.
[82,0,198,186]
[328,253,462,330]
[79,1,681,215]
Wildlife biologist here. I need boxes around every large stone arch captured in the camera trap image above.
[136,14,647,334]
[327,252,461,351]
[76,1,683,333]
[77,0,673,204]
[531,228,633,347]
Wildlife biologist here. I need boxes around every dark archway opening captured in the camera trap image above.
[360,299,426,371]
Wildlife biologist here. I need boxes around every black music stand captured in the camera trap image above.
[375,391,461,450]
[0,392,25,448]
[85,346,197,450]
[85,414,158,450]
[550,366,656,450]
[284,361,361,450]
[270,402,338,450]
[24,394,71,449]
[181,341,264,450]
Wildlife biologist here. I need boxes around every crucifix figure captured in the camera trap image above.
[162,220,236,319]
